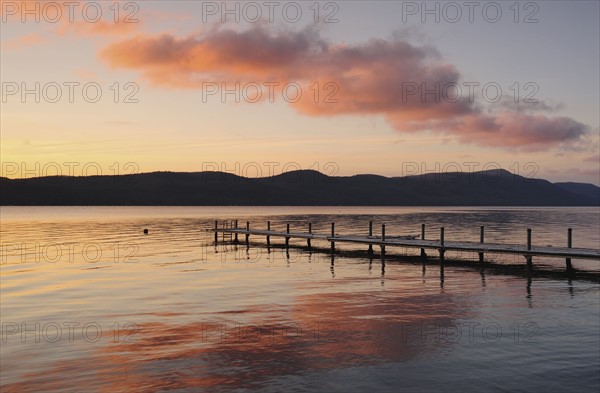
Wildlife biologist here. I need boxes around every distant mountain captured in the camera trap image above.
[1,169,599,206]
[555,182,600,205]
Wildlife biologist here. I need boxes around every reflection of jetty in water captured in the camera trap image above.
[211,236,597,309]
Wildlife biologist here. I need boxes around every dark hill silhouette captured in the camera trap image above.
[0,169,598,206]
[555,182,600,205]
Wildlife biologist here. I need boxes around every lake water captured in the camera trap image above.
[1,206,599,392]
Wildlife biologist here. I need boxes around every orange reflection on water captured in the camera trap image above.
[2,286,473,392]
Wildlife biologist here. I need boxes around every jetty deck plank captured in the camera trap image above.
[215,229,328,240]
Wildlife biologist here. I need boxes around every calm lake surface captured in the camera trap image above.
[1,206,599,392]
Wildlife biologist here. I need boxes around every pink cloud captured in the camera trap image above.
[99,26,590,150]
[1,1,140,35]
[100,27,324,83]
[2,33,46,50]
[56,19,138,36]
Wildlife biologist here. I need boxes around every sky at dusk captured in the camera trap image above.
[1,0,599,184]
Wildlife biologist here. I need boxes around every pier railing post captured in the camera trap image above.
[479,226,484,262]
[286,223,290,248]
[234,220,239,243]
[566,228,573,271]
[245,221,250,245]
[307,223,312,248]
[368,221,373,254]
[214,220,218,243]
[331,223,335,253]
[420,224,426,258]
[439,227,445,262]
[381,224,386,255]
[267,221,271,247]
[526,228,532,266]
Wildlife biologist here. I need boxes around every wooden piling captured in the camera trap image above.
[479,226,484,262]
[331,223,335,253]
[307,223,312,248]
[526,228,532,266]
[234,220,239,243]
[439,227,445,262]
[566,228,573,270]
[368,221,373,254]
[266,221,271,247]
[245,221,250,245]
[285,223,290,248]
[214,220,218,243]
[381,224,386,255]
[420,224,426,257]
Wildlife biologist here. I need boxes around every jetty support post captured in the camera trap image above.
[479,226,484,262]
[368,221,373,254]
[330,223,335,253]
[245,221,250,245]
[266,221,271,247]
[307,223,312,248]
[381,224,386,255]
[420,224,426,258]
[234,220,239,243]
[439,227,445,262]
[285,224,290,248]
[214,220,218,243]
[566,228,573,271]
[526,228,532,267]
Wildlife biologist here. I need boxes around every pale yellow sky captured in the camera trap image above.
[1,1,599,184]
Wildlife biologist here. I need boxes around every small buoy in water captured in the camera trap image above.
[143,229,149,235]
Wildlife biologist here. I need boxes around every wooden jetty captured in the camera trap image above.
[212,220,600,269]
